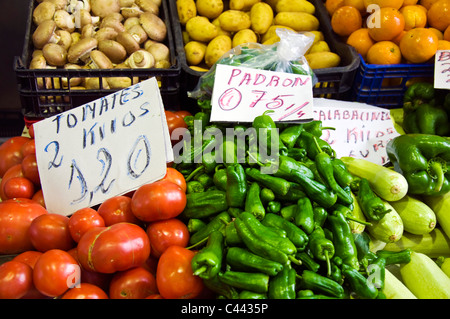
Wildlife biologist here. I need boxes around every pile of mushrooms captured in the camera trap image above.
[30,0,171,90]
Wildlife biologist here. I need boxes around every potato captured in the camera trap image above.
[190,65,209,72]
[305,51,340,69]
[184,41,207,65]
[308,30,325,44]
[212,18,232,37]
[242,0,261,11]
[218,10,252,32]
[261,25,294,43]
[186,16,218,42]
[274,12,319,31]
[250,2,274,35]
[232,29,258,47]
[196,0,224,19]
[275,0,316,14]
[229,0,245,10]
[307,40,330,54]
[205,35,232,67]
[176,0,197,25]
[262,36,280,45]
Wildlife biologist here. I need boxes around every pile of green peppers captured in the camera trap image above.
[402,82,450,136]
[174,103,411,299]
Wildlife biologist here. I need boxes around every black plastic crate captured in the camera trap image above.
[14,0,182,121]
[168,0,360,107]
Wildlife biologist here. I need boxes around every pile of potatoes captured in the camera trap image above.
[177,0,342,71]
[29,0,172,91]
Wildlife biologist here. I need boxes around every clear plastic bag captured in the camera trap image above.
[188,28,318,100]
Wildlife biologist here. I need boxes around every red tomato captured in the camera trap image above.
[29,213,75,252]
[13,251,43,268]
[68,207,105,242]
[0,261,33,299]
[156,246,204,299]
[131,180,186,222]
[28,124,35,139]
[61,283,109,299]
[33,249,80,297]
[146,294,164,299]
[77,222,151,274]
[0,136,31,178]
[0,198,48,254]
[97,195,142,226]
[20,139,36,158]
[31,189,46,208]
[160,167,187,193]
[109,266,158,299]
[21,154,40,186]
[146,218,190,258]
[175,110,192,119]
[165,110,188,144]
[3,176,35,200]
[0,164,24,201]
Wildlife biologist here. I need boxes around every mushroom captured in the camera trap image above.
[106,76,132,89]
[121,4,143,18]
[32,19,60,49]
[54,9,75,32]
[90,0,121,18]
[47,0,69,10]
[139,11,166,42]
[123,16,140,30]
[94,27,119,42]
[98,39,127,64]
[81,23,97,38]
[136,0,158,15]
[100,13,125,33]
[43,43,68,66]
[67,36,98,63]
[146,42,169,63]
[71,32,82,45]
[116,31,140,55]
[56,30,73,50]
[89,50,114,69]
[74,9,101,29]
[143,39,155,50]
[119,0,136,7]
[126,49,154,68]
[29,54,47,69]
[85,77,111,89]
[67,0,91,13]
[33,1,56,25]
[127,24,148,44]
[62,63,83,87]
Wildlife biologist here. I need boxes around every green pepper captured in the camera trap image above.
[274,182,307,202]
[261,213,309,251]
[302,121,335,138]
[191,230,224,280]
[245,182,266,220]
[356,178,391,221]
[224,221,243,246]
[189,211,231,245]
[297,131,336,160]
[287,147,308,161]
[296,251,320,272]
[366,256,386,291]
[280,204,297,221]
[313,206,328,228]
[218,271,269,294]
[329,260,344,285]
[273,155,315,180]
[213,167,227,191]
[226,163,247,208]
[195,172,214,188]
[227,207,243,218]
[341,264,378,299]
[266,201,281,214]
[308,226,335,276]
[187,218,207,234]
[245,167,291,196]
[279,124,303,149]
[268,265,296,299]
[186,180,204,194]
[326,209,360,270]
[376,248,412,265]
[182,190,229,220]
[293,197,316,235]
[239,290,267,299]
[203,275,239,299]
[386,134,450,196]
[260,188,275,204]
[331,158,357,188]
[226,247,284,276]
[252,110,286,156]
[297,270,345,298]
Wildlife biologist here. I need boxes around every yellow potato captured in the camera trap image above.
[307,40,330,54]
[242,0,261,11]
[250,2,274,35]
[305,51,340,69]
[218,10,252,32]
[186,16,218,42]
[190,65,209,72]
[274,12,319,31]
[261,25,294,43]
[184,41,207,65]
[205,35,232,67]
[262,35,280,45]
[232,29,258,47]
[275,0,316,14]
[176,0,197,25]
[182,30,190,44]
[229,0,245,10]
[196,0,224,19]
[265,0,279,11]
[308,30,325,44]
[212,18,232,37]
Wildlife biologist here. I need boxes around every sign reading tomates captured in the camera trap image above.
[33,77,173,216]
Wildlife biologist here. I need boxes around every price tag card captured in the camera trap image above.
[210,64,314,123]
[34,77,172,216]
[312,98,400,166]
[434,50,450,89]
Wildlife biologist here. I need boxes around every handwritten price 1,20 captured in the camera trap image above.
[43,134,152,206]
[217,88,310,121]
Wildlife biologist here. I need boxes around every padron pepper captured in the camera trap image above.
[191,230,224,280]
[245,167,291,197]
[341,264,378,299]
[302,120,335,138]
[356,178,391,221]
[252,110,286,156]
[268,265,296,299]
[293,197,315,235]
[261,213,309,251]
[218,271,270,294]
[189,211,231,245]
[226,163,247,207]
[226,247,284,276]
[296,251,320,272]
[376,248,412,265]
[182,190,229,220]
[386,134,450,196]
[297,270,345,298]
[279,123,303,149]
[308,226,335,276]
[297,130,336,160]
[245,182,266,220]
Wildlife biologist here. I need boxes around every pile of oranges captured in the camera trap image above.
[325,0,450,64]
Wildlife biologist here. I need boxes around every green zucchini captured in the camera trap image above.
[366,201,403,243]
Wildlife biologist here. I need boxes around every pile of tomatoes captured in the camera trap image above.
[0,110,209,299]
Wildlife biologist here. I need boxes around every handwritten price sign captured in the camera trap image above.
[210,64,314,123]
[434,50,450,89]
[34,78,172,216]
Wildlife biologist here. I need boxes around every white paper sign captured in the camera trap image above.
[210,64,314,122]
[312,98,400,166]
[434,50,450,89]
[34,78,173,216]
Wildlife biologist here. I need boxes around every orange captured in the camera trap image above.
[331,6,363,37]
[419,0,440,9]
[344,0,366,14]
[367,7,405,41]
[403,0,419,5]
[346,28,375,58]
[429,27,444,39]
[400,27,439,62]
[427,0,450,31]
[400,5,427,30]
[363,0,404,9]
[392,30,407,45]
[438,39,450,49]
[325,0,345,15]
[366,41,402,64]
[444,25,450,40]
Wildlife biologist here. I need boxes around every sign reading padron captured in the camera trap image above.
[210,64,314,123]
[34,77,173,216]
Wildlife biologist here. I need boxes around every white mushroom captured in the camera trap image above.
[32,19,60,49]
[126,49,154,68]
